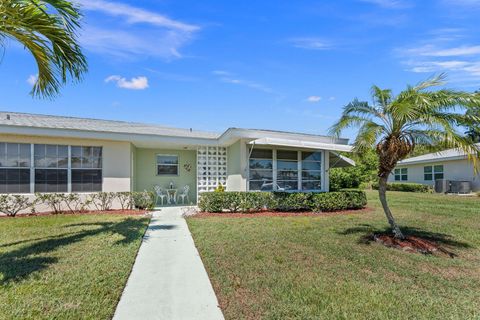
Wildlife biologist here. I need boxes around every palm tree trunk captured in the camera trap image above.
[378,176,405,239]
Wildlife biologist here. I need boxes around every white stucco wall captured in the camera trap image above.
[389,159,480,191]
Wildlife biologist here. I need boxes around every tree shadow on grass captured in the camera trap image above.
[0,218,148,284]
[338,224,473,249]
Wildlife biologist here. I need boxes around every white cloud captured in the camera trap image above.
[77,0,199,59]
[404,45,480,57]
[105,75,149,90]
[358,0,411,8]
[212,70,274,94]
[288,38,332,50]
[80,0,199,32]
[26,74,37,86]
[306,96,322,103]
[328,96,336,101]
[397,31,480,85]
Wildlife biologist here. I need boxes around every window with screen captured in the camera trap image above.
[301,151,322,191]
[249,149,273,191]
[156,155,179,175]
[0,142,31,193]
[394,168,408,181]
[424,165,443,181]
[34,144,68,192]
[248,149,324,192]
[277,150,298,191]
[71,146,102,192]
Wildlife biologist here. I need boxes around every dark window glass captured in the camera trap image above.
[302,152,322,161]
[0,142,31,168]
[250,149,272,159]
[277,181,298,191]
[277,150,297,160]
[156,155,178,175]
[72,169,102,192]
[0,168,30,193]
[277,170,298,180]
[34,144,68,168]
[277,160,297,171]
[71,146,102,169]
[302,181,322,191]
[249,170,273,180]
[0,143,31,193]
[35,169,67,193]
[302,171,322,180]
[249,159,272,169]
[249,180,273,191]
[157,165,178,175]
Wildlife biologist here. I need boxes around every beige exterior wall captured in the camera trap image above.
[135,148,197,204]
[389,159,480,191]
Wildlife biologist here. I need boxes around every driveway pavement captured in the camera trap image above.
[113,207,224,320]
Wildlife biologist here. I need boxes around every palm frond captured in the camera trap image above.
[0,0,87,98]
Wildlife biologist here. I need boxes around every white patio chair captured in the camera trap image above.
[153,185,167,206]
[178,185,190,205]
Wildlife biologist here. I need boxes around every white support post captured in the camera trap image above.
[67,146,72,193]
[30,144,34,194]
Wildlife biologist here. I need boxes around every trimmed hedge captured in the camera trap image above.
[198,190,367,213]
[371,182,432,193]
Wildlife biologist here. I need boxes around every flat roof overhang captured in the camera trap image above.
[247,137,352,153]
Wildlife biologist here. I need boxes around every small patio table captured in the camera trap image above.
[167,189,177,205]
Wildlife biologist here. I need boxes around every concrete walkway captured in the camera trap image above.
[113,207,224,320]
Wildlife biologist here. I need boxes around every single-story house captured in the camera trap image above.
[388,144,480,192]
[0,111,354,207]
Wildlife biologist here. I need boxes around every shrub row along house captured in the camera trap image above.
[0,111,354,210]
[388,144,480,193]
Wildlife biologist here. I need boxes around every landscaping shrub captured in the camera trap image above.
[91,192,116,211]
[117,192,133,210]
[132,191,155,210]
[311,190,367,212]
[272,192,313,211]
[371,182,432,193]
[198,190,367,213]
[0,195,32,216]
[62,193,85,213]
[35,193,64,214]
[198,191,274,213]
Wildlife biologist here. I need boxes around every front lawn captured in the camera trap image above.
[187,191,480,320]
[0,214,149,319]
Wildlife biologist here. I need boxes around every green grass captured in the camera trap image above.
[0,214,149,320]
[187,191,480,320]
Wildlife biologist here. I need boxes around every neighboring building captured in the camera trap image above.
[0,111,354,206]
[388,144,480,192]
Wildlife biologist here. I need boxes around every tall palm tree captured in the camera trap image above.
[0,0,87,98]
[330,74,480,239]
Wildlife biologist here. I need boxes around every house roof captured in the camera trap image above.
[0,111,219,139]
[0,111,350,148]
[397,143,480,166]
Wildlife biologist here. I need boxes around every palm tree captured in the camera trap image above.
[330,74,480,239]
[0,0,87,98]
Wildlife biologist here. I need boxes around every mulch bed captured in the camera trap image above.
[372,233,456,258]
[191,207,373,218]
[0,209,150,218]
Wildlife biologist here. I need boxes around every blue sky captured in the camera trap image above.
[1,0,480,140]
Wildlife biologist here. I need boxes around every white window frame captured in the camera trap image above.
[156,154,179,176]
[394,168,408,181]
[248,148,324,192]
[424,165,444,181]
[0,142,103,194]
